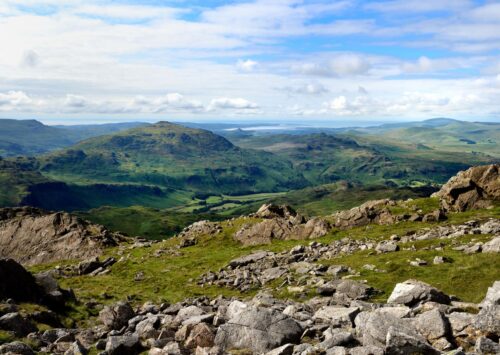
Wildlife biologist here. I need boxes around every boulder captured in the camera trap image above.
[482,236,500,253]
[375,241,399,254]
[0,312,37,337]
[184,323,215,349]
[105,334,142,355]
[0,259,44,303]
[413,309,450,341]
[0,341,35,355]
[474,336,500,354]
[385,326,440,355]
[214,305,302,353]
[313,307,360,328]
[264,344,294,355]
[332,199,397,229]
[99,301,135,331]
[254,204,297,219]
[433,164,500,212]
[387,280,450,307]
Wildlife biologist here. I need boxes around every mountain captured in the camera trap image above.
[39,122,308,196]
[0,119,148,157]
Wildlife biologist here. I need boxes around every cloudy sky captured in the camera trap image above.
[1,0,500,124]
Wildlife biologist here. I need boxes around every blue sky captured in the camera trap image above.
[0,0,500,124]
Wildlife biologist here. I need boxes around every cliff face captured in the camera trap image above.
[0,207,127,265]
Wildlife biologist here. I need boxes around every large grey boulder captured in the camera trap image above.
[355,309,417,348]
[385,327,440,355]
[214,305,302,353]
[480,281,500,307]
[99,301,135,331]
[387,280,450,307]
[474,336,500,354]
[474,281,500,335]
[413,309,450,341]
[105,334,141,355]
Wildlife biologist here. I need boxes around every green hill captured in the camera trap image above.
[0,119,148,157]
[39,122,308,196]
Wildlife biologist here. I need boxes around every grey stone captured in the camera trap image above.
[474,336,500,354]
[375,241,399,253]
[387,280,450,306]
[64,340,87,355]
[413,309,450,341]
[105,334,141,355]
[474,305,500,335]
[448,312,475,337]
[214,305,302,353]
[313,306,360,328]
[385,326,440,355]
[482,236,500,253]
[480,281,500,307]
[99,301,135,331]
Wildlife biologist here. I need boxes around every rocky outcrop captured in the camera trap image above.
[0,207,127,265]
[433,164,500,212]
[234,204,330,246]
[331,199,398,229]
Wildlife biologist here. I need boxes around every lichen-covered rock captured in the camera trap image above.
[99,301,135,331]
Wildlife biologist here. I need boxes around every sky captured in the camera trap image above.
[1,0,500,124]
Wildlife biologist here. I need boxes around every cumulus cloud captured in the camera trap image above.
[0,90,33,107]
[207,97,259,111]
[293,54,371,77]
[236,59,258,72]
[132,93,204,112]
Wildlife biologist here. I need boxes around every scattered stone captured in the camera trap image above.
[99,301,135,331]
[482,236,500,253]
[375,241,399,254]
[105,334,142,355]
[387,280,450,307]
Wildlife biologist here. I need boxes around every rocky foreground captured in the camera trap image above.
[0,255,499,355]
[0,165,499,354]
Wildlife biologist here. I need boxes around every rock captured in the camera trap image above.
[0,207,126,265]
[255,204,297,219]
[0,259,44,303]
[0,341,35,355]
[356,309,417,348]
[482,236,500,253]
[413,309,450,341]
[105,334,142,355]
[185,323,215,349]
[422,209,446,223]
[174,305,204,323]
[99,301,135,330]
[318,329,354,349]
[228,251,270,268]
[375,241,399,254]
[387,280,450,306]
[135,315,160,340]
[348,346,384,355]
[0,312,37,337]
[474,305,500,335]
[480,281,500,307]
[264,344,294,355]
[313,307,360,328]
[433,256,449,264]
[260,267,287,284]
[448,312,475,338]
[385,326,440,355]
[64,340,87,355]
[433,164,500,212]
[474,336,500,354]
[214,305,302,353]
[409,258,427,267]
[332,199,397,229]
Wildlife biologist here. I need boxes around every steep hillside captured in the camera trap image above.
[39,122,307,195]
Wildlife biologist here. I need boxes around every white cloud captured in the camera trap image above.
[293,54,371,77]
[0,90,33,107]
[236,59,258,72]
[207,97,259,111]
[281,82,329,95]
[365,0,471,13]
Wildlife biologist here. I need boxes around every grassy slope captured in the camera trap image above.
[30,202,500,320]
